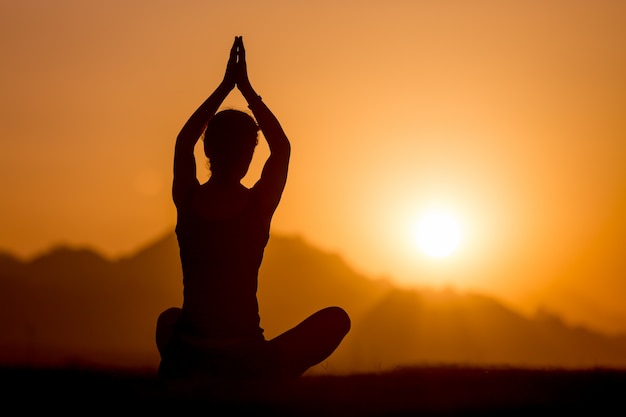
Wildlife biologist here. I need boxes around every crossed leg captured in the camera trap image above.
[156,305,350,379]
[268,306,351,378]
[156,306,182,357]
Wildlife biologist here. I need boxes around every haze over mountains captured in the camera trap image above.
[1,232,626,374]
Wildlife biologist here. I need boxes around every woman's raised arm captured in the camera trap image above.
[236,37,291,215]
[172,38,238,208]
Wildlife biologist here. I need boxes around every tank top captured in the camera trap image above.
[175,184,269,341]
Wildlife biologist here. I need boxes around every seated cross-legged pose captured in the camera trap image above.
[156,36,350,381]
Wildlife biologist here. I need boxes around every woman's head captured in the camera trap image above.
[203,109,259,181]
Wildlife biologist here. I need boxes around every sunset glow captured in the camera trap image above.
[414,208,462,259]
[1,1,626,339]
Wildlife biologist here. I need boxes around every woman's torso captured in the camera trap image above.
[175,182,270,341]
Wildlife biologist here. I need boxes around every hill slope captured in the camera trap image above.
[1,232,625,373]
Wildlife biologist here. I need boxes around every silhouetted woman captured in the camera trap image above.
[156,37,350,381]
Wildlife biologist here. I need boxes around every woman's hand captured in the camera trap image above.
[221,37,239,91]
[235,36,255,97]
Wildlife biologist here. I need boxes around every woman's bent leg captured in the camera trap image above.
[156,307,182,357]
[268,306,350,378]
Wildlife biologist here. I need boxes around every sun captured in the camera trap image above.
[413,208,463,258]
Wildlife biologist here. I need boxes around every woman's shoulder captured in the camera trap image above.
[186,183,255,222]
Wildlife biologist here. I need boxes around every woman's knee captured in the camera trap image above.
[320,306,351,336]
[156,307,182,356]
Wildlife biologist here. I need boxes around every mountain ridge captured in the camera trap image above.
[1,232,625,373]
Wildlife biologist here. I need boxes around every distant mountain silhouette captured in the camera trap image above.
[348,289,626,371]
[1,232,626,373]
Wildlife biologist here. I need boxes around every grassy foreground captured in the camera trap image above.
[2,365,625,415]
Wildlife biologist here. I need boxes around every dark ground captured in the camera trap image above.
[1,365,625,415]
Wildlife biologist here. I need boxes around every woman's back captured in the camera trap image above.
[175,182,270,340]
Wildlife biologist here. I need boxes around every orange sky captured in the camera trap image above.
[1,1,625,334]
